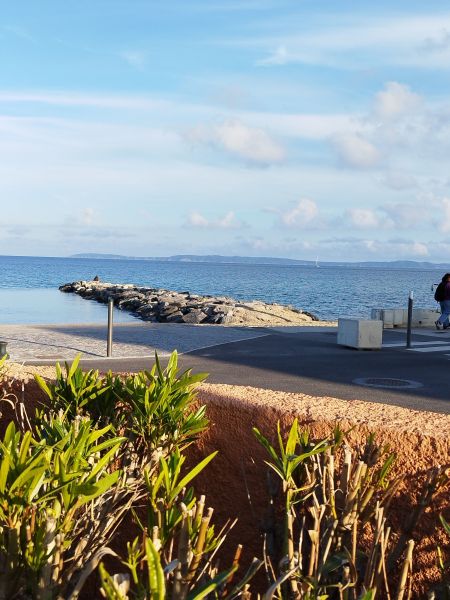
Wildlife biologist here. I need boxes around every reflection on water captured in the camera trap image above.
[0,289,137,324]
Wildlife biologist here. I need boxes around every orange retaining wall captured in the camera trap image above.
[191,383,450,594]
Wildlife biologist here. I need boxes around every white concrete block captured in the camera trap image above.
[393,309,405,327]
[411,308,439,327]
[382,309,394,329]
[371,307,439,328]
[338,318,383,350]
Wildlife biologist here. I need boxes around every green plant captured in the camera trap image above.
[253,422,445,600]
[4,357,449,599]
[35,352,209,460]
[121,352,208,457]
[3,351,210,599]
[429,514,450,599]
[145,448,217,548]
[35,355,111,420]
[99,448,262,600]
[0,417,132,599]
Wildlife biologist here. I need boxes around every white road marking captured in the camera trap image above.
[406,345,450,352]
[408,331,450,338]
[382,341,448,348]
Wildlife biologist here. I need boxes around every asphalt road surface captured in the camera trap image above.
[26,327,450,414]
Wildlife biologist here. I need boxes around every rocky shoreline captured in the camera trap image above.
[59,281,320,326]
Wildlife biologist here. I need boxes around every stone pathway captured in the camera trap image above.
[0,322,270,361]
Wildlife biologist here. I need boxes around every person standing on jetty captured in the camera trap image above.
[434,273,450,329]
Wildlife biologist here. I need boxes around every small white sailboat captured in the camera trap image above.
[315,256,320,268]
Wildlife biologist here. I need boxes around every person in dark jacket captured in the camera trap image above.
[435,273,450,330]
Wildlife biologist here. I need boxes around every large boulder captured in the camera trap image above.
[181,309,207,324]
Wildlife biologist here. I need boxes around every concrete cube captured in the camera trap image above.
[338,318,383,350]
[393,309,404,327]
[371,307,440,328]
[381,309,394,329]
[411,308,439,327]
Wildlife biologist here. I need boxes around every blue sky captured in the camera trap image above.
[2,1,450,261]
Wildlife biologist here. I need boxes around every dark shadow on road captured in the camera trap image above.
[24,328,450,414]
[179,330,450,413]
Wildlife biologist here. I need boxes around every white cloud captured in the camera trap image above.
[216,211,241,228]
[410,242,429,256]
[186,210,245,229]
[257,45,289,66]
[216,120,285,163]
[332,133,381,169]
[346,208,380,229]
[188,212,209,227]
[319,236,430,259]
[373,82,422,120]
[0,91,167,110]
[279,198,320,228]
[377,196,450,234]
[244,112,357,140]
[188,119,285,164]
[247,12,450,70]
[380,201,428,229]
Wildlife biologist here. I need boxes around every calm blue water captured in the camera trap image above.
[0,255,442,323]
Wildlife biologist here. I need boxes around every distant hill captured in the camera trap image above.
[71,253,128,260]
[165,254,314,265]
[70,253,314,265]
[69,253,450,270]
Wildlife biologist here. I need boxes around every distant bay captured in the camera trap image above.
[0,255,441,324]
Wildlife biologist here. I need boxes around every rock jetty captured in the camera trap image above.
[59,281,319,326]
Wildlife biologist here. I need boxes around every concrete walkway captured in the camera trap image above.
[0,322,271,361]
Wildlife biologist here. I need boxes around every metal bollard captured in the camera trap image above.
[0,341,8,359]
[107,298,114,357]
[406,291,413,348]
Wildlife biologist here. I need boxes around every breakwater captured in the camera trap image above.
[59,281,319,326]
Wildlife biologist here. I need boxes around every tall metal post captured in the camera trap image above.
[107,297,114,357]
[406,290,413,348]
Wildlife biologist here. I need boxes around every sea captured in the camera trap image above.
[0,255,443,324]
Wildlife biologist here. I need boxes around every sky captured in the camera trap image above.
[2,1,450,261]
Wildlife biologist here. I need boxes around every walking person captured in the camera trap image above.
[434,273,450,329]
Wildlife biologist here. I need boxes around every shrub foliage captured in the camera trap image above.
[0,352,448,599]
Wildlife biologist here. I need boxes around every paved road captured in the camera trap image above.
[24,326,450,415]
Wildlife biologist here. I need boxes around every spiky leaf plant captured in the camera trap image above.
[254,422,446,599]
[0,417,132,599]
[99,444,263,600]
[120,352,208,457]
[35,354,111,419]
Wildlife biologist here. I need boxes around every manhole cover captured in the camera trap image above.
[352,377,423,389]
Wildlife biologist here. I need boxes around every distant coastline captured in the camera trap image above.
[69,253,450,270]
